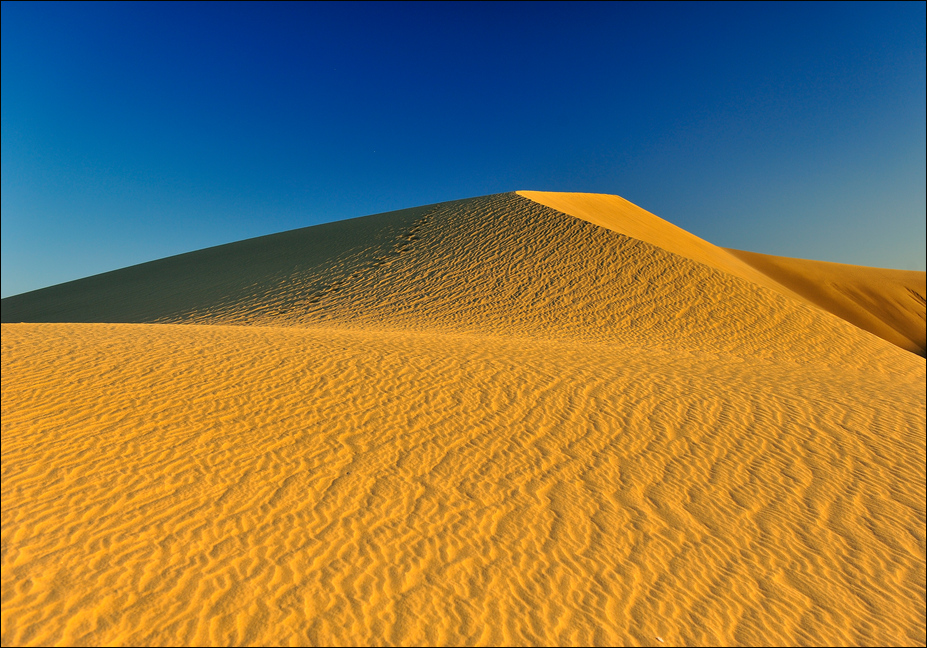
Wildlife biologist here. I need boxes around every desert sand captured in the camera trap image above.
[2,192,925,646]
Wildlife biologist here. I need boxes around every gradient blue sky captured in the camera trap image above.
[2,1,925,298]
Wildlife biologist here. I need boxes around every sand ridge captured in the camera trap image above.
[516,190,800,299]
[519,190,927,356]
[2,192,925,646]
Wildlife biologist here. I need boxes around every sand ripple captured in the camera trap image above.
[2,323,923,646]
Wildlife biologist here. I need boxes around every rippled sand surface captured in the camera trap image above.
[2,192,924,645]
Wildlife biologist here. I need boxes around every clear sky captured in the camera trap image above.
[2,1,924,298]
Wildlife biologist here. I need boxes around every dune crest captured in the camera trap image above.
[516,190,796,297]
[520,190,926,355]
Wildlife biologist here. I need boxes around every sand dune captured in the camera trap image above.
[2,192,924,646]
[3,192,922,362]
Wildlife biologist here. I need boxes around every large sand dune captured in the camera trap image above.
[2,192,925,646]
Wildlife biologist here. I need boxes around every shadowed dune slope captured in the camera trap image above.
[0,202,434,325]
[519,190,927,356]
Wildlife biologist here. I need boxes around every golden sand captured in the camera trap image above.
[2,192,925,645]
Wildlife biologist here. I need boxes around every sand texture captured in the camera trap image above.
[2,192,925,646]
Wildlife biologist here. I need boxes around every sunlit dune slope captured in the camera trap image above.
[520,190,927,356]
[2,323,924,646]
[2,192,923,363]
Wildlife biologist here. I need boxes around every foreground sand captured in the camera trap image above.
[2,192,925,645]
[3,323,924,646]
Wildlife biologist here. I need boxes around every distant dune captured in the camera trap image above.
[724,247,926,356]
[2,192,924,646]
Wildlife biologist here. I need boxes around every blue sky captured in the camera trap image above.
[2,1,924,297]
